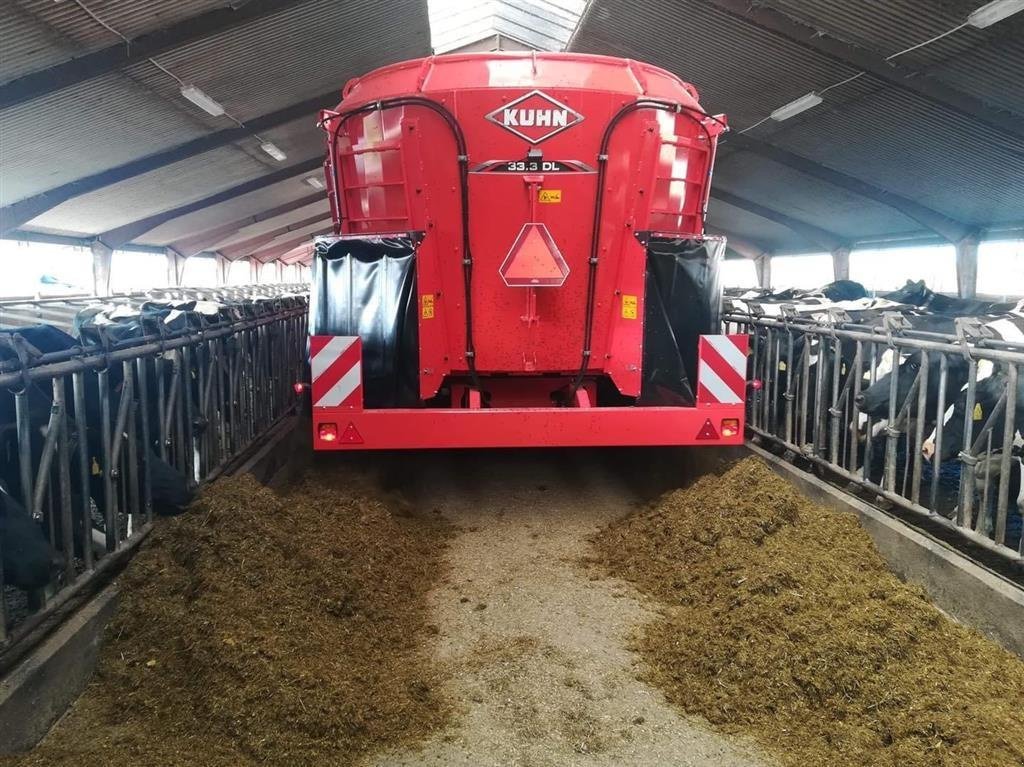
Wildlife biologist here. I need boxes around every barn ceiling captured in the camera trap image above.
[1,0,1022,265]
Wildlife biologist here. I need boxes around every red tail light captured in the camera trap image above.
[720,418,740,438]
[293,382,306,395]
[318,423,338,442]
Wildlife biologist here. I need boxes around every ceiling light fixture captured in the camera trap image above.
[260,141,287,162]
[179,85,225,117]
[304,176,325,190]
[967,0,1024,27]
[770,92,824,122]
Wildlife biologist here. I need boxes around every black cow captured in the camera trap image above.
[1,484,60,590]
[881,280,1015,316]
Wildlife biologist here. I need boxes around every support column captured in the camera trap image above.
[831,246,851,282]
[754,253,772,289]
[165,247,186,287]
[956,234,979,299]
[274,261,284,283]
[248,257,259,284]
[90,240,112,296]
[215,253,230,286]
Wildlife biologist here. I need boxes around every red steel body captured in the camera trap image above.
[311,52,743,450]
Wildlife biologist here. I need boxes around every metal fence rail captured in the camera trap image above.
[1,293,308,657]
[726,311,1024,566]
[0,284,308,332]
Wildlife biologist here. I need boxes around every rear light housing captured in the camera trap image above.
[318,423,338,442]
[721,418,740,438]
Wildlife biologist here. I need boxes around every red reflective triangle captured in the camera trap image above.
[499,223,569,287]
[696,418,719,440]
[340,422,363,444]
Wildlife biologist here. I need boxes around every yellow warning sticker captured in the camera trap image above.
[538,189,562,204]
[421,294,435,320]
[973,403,983,421]
[621,294,638,320]
[778,361,787,371]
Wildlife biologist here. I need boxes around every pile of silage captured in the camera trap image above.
[9,472,451,767]
[593,457,1024,767]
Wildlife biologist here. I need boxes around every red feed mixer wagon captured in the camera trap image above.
[306,52,749,449]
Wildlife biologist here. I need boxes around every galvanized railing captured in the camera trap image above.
[0,284,308,332]
[725,310,1024,565]
[1,292,308,658]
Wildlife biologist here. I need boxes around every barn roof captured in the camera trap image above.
[1,0,1022,264]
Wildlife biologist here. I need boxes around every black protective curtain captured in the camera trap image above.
[310,235,420,408]
[639,236,725,406]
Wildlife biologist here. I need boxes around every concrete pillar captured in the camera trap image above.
[90,240,112,296]
[248,257,259,284]
[832,246,851,282]
[214,254,230,286]
[165,247,186,287]
[956,234,979,299]
[754,253,772,289]
[274,261,284,283]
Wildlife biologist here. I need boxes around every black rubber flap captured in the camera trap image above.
[640,237,725,406]
[310,235,420,408]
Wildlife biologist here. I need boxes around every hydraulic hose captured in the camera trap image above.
[321,98,480,389]
[569,100,727,397]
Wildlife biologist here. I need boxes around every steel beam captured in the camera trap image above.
[0,0,312,110]
[710,189,848,252]
[96,157,323,249]
[217,214,331,259]
[168,193,324,256]
[723,134,974,243]
[0,93,336,234]
[251,232,328,263]
[702,0,1024,141]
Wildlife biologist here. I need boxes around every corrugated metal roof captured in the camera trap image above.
[0,2,85,82]
[430,0,586,53]
[4,0,1021,262]
[10,0,227,53]
[571,0,1024,251]
[28,145,308,234]
[0,73,212,205]
[135,175,323,245]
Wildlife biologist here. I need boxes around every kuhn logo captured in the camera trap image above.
[485,90,583,144]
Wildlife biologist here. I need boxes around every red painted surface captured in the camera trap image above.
[312,405,746,450]
[312,53,737,450]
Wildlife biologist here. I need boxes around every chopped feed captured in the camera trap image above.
[7,470,451,767]
[592,457,1024,767]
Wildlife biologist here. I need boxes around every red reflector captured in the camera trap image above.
[340,422,363,444]
[750,379,763,391]
[499,223,570,287]
[293,382,305,395]
[318,423,338,442]
[721,418,740,438]
[696,418,719,440]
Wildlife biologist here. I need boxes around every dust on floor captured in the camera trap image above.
[370,449,772,767]
[6,469,452,767]
[592,456,1024,767]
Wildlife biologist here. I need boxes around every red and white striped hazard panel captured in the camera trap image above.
[310,335,363,409]
[697,334,749,406]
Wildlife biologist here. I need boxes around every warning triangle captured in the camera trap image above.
[340,422,364,444]
[696,418,719,440]
[499,223,570,287]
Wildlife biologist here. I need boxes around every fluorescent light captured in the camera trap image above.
[304,176,325,190]
[967,0,1024,27]
[179,84,225,117]
[770,92,824,122]
[260,141,287,162]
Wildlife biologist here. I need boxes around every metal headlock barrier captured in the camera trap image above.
[725,310,1024,567]
[0,287,308,661]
